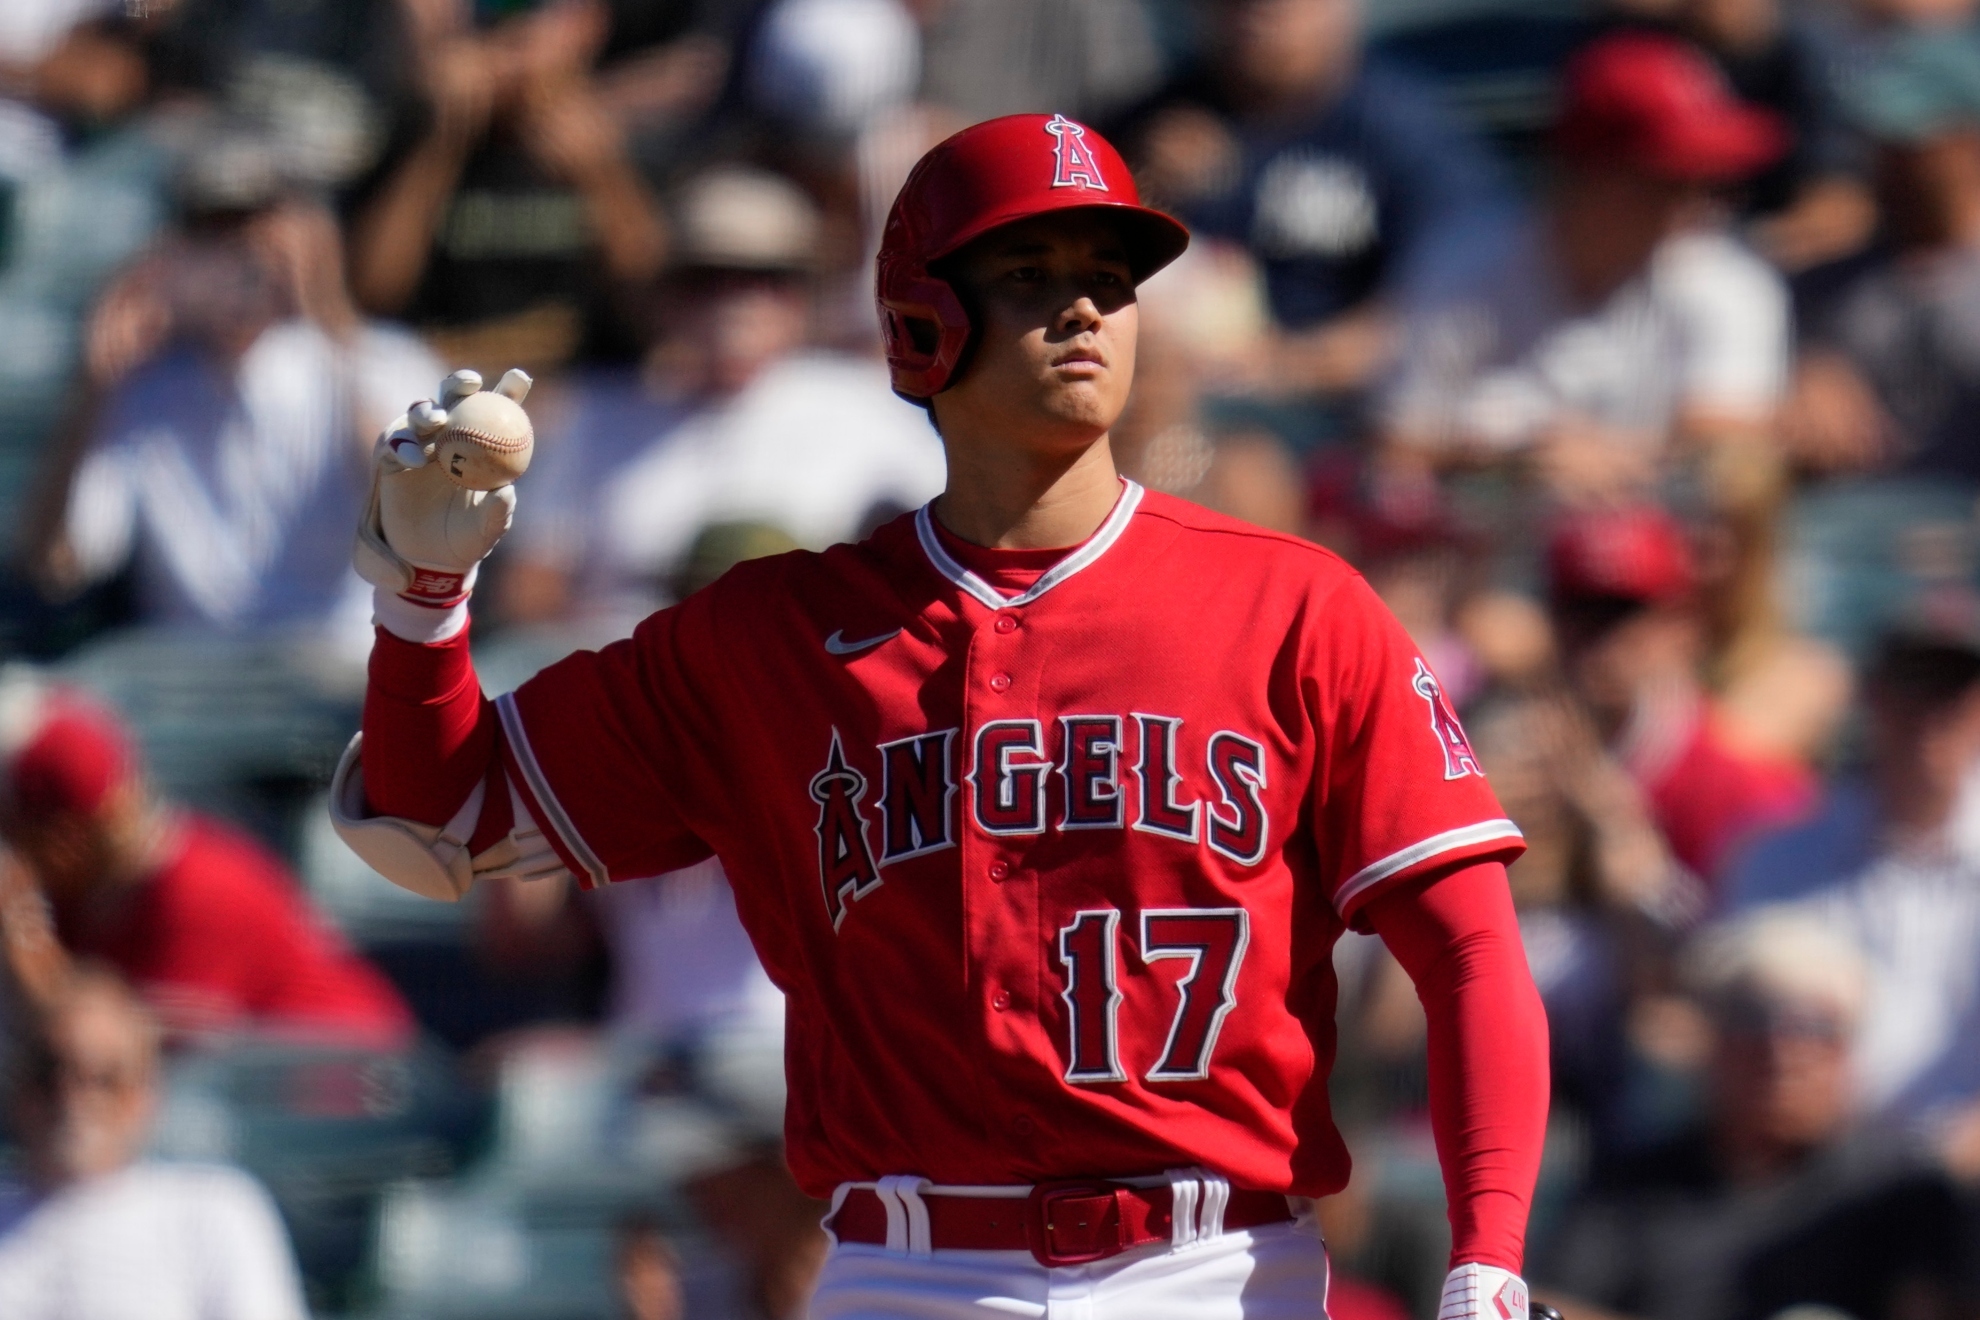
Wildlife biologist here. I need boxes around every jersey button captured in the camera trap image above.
[1013,1114,1035,1136]
[989,672,1012,692]
[992,991,1011,1011]
[988,860,1009,882]
[994,614,1019,634]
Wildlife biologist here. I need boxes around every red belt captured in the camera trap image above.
[827,1179,1294,1267]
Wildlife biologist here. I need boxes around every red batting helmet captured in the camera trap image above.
[876,113,1190,400]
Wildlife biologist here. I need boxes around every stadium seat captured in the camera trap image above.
[149,1037,489,1312]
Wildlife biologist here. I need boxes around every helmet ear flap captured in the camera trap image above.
[903,316,940,356]
[878,268,972,400]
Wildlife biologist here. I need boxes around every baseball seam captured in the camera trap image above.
[447,425,532,453]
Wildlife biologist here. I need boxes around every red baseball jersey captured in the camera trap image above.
[498,480,1523,1197]
[58,816,413,1044]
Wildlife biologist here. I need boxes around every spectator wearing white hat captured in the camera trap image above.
[1534,912,1965,1320]
[498,165,944,631]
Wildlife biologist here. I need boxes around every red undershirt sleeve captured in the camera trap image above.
[362,625,510,846]
[1363,860,1549,1273]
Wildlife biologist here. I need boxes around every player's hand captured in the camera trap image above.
[353,367,530,610]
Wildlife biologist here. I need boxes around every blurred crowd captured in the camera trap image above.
[3,0,1980,1316]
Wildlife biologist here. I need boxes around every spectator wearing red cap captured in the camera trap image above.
[1549,506,1825,884]
[0,686,411,1045]
[1381,32,1791,512]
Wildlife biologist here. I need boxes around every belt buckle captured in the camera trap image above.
[1025,1179,1127,1267]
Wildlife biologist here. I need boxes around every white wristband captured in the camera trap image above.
[1438,1264,1529,1320]
[373,586,470,644]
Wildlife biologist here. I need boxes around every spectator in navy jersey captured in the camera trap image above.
[1111,0,1519,409]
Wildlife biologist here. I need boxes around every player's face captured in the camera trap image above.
[934,212,1139,453]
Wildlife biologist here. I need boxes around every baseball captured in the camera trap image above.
[434,371,534,490]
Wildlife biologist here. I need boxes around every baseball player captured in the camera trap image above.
[335,115,1549,1318]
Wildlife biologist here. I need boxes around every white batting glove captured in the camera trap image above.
[1438,1264,1530,1320]
[354,368,530,642]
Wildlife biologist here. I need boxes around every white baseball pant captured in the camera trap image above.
[808,1195,1330,1319]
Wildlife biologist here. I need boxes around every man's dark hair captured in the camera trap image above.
[5,1024,60,1110]
[1866,632,1980,713]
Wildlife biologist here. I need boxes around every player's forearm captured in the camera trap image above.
[1366,862,1549,1271]
[339,369,538,896]
[363,623,500,827]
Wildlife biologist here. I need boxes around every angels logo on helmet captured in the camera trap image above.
[1045,114,1109,191]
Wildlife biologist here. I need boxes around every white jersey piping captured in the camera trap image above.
[914,479,1144,611]
[495,691,610,888]
[1333,818,1525,915]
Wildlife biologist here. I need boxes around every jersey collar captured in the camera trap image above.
[915,478,1144,611]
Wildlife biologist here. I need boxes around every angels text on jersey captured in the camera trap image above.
[809,712,1270,931]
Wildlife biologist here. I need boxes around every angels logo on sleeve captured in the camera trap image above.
[1412,658,1483,781]
[1045,114,1109,191]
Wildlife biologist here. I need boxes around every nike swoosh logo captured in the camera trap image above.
[824,628,902,656]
